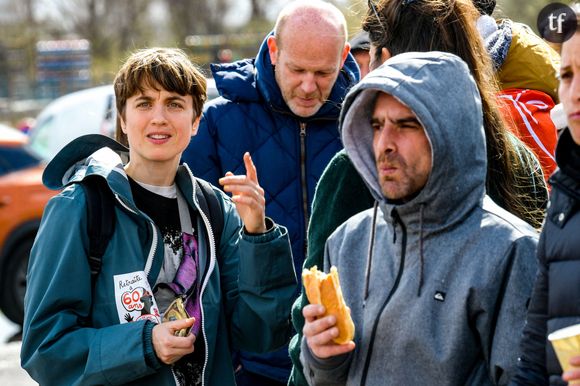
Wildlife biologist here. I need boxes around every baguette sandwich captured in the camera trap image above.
[302,265,355,344]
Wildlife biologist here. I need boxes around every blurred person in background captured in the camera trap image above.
[349,31,371,79]
[474,0,560,181]
[510,7,580,385]
[21,47,296,386]
[289,1,548,383]
[181,1,359,385]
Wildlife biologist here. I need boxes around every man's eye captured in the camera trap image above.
[137,102,151,108]
[559,71,573,80]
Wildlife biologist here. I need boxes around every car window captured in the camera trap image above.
[0,146,41,176]
[28,114,56,161]
[29,87,113,161]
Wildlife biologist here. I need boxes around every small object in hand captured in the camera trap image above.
[548,323,580,383]
[162,297,192,337]
[302,265,355,344]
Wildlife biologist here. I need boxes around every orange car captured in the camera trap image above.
[0,125,57,325]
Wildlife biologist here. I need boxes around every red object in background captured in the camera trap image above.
[498,88,558,181]
[16,117,35,135]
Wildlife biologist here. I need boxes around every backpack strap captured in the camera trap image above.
[78,176,116,287]
[194,178,224,255]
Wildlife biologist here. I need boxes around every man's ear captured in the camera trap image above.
[267,36,278,65]
[340,42,351,68]
[191,116,201,137]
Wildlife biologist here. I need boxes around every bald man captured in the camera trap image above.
[182,1,359,385]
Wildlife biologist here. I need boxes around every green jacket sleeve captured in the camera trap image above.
[289,150,375,386]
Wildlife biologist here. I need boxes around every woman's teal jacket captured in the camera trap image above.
[21,135,296,386]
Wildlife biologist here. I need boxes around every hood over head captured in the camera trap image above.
[340,51,486,228]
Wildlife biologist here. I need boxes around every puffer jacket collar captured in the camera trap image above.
[210,31,360,121]
[555,128,580,184]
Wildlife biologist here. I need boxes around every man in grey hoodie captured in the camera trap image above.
[300,51,539,385]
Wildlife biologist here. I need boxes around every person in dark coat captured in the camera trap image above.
[349,31,371,78]
[510,10,580,386]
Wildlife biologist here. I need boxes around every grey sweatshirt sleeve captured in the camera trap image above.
[475,235,538,385]
[300,336,352,386]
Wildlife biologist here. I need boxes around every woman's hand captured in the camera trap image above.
[219,152,266,234]
[562,355,580,382]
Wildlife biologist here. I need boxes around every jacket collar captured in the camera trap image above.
[554,128,580,185]
[210,31,360,120]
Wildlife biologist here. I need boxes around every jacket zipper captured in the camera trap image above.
[118,193,177,385]
[360,209,407,386]
[116,191,178,385]
[184,165,216,386]
[300,122,309,255]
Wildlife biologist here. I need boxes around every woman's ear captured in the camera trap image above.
[119,115,127,133]
[381,47,392,63]
[191,116,201,136]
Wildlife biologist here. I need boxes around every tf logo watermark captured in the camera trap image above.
[537,3,577,43]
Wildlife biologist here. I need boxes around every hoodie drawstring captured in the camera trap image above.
[417,204,425,297]
[363,201,379,308]
[360,207,406,386]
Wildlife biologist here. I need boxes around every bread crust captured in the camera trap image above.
[302,265,355,344]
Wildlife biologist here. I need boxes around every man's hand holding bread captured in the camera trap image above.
[302,266,356,359]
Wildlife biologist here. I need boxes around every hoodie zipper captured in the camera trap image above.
[184,165,216,386]
[300,122,309,253]
[360,209,407,386]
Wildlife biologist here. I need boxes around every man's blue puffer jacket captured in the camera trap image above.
[182,32,359,382]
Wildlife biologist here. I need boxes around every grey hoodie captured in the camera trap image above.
[300,52,538,385]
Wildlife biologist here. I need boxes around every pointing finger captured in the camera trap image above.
[243,152,258,183]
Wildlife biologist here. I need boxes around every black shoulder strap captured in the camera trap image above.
[79,176,116,285]
[194,178,224,254]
